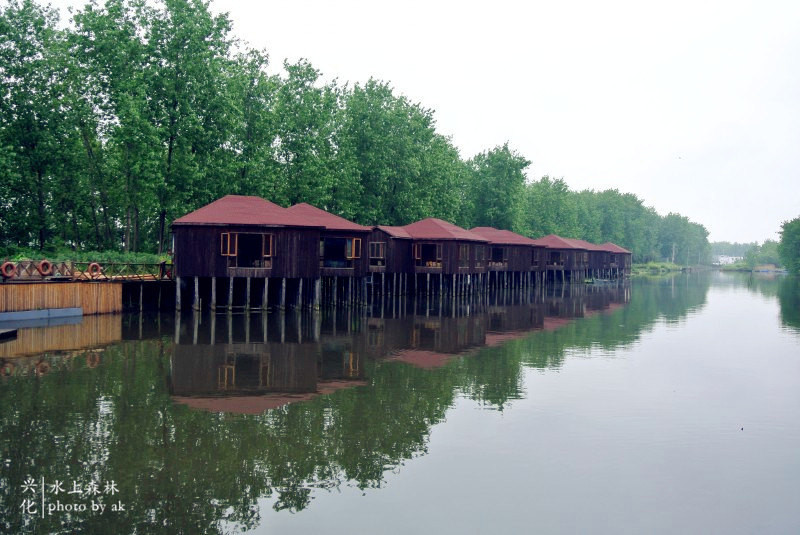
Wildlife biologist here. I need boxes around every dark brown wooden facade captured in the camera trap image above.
[408,240,488,276]
[173,224,320,280]
[368,227,413,274]
[284,203,372,279]
[402,219,489,276]
[171,196,631,310]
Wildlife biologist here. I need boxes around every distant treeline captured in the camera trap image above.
[0,0,710,264]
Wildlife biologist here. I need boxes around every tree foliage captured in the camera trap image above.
[1,0,710,264]
[778,216,800,274]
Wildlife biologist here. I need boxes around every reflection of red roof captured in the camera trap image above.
[173,195,316,227]
[601,242,631,254]
[285,203,371,232]
[391,349,454,369]
[542,317,574,331]
[531,234,581,249]
[377,225,412,239]
[470,227,541,246]
[172,380,367,414]
[484,331,529,346]
[403,218,488,242]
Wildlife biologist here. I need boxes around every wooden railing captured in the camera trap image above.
[71,262,172,281]
[1,260,173,282]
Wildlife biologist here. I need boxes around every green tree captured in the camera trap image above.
[520,176,579,238]
[467,143,529,231]
[0,0,72,250]
[778,216,800,274]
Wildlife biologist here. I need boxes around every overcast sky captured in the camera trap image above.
[52,0,800,243]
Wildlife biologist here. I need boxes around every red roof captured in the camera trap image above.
[172,195,315,227]
[285,203,371,232]
[403,218,488,242]
[470,227,541,246]
[531,234,583,249]
[376,225,412,239]
[601,242,631,254]
[563,238,603,251]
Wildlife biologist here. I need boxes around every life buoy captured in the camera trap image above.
[1,262,16,279]
[37,259,53,276]
[88,262,102,278]
[86,353,101,368]
[1,362,14,376]
[35,361,51,376]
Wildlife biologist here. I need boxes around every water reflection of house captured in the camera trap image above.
[170,332,368,414]
[485,304,545,346]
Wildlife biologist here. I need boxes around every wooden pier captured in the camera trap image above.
[0,281,123,315]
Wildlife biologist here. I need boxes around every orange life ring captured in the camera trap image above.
[37,259,53,276]
[1,362,14,376]
[35,361,51,376]
[88,262,102,278]
[86,353,101,368]
[1,262,16,279]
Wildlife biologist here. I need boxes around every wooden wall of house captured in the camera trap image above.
[572,249,589,271]
[506,245,533,272]
[319,230,371,278]
[368,229,412,274]
[531,246,546,272]
[588,251,607,272]
[436,240,488,275]
[173,225,320,279]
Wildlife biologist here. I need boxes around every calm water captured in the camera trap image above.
[1,272,799,534]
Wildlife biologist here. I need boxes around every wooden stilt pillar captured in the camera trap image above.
[246,277,251,310]
[348,277,353,307]
[298,278,303,308]
[175,276,181,311]
[140,282,144,312]
[228,277,234,310]
[361,278,367,306]
[211,277,217,310]
[280,278,286,310]
[334,276,338,306]
[314,278,321,310]
[210,313,216,345]
[262,278,269,311]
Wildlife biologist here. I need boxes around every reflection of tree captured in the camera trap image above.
[777,277,800,332]
[715,272,800,333]
[0,278,712,532]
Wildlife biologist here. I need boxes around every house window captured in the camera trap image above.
[370,242,386,267]
[459,244,469,268]
[370,242,385,259]
[320,237,361,268]
[220,233,237,256]
[221,232,273,268]
[346,238,361,259]
[263,234,273,258]
[475,246,486,268]
[414,243,442,268]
